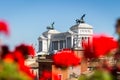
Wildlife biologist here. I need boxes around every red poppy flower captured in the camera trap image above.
[83,35,118,59]
[15,44,35,59]
[0,20,9,35]
[53,49,81,67]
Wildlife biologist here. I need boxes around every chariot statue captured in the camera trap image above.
[76,14,86,24]
[47,22,55,30]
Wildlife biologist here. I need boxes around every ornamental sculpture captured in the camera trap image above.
[76,14,86,24]
[47,22,55,30]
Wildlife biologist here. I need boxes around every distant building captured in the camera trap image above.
[25,56,39,79]
[37,15,93,55]
[36,15,94,80]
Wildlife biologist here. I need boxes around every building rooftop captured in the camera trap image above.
[70,23,93,32]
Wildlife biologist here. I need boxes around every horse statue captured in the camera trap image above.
[47,22,55,30]
[76,14,86,24]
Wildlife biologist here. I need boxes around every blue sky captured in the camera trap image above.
[0,0,120,50]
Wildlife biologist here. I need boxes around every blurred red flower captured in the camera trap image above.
[3,53,14,63]
[13,48,35,79]
[19,64,35,79]
[52,73,59,80]
[13,51,35,79]
[39,70,52,80]
[13,50,35,79]
[83,35,118,59]
[0,20,9,35]
[13,51,25,65]
[53,49,81,67]
[1,45,10,59]
[15,44,35,59]
[39,71,59,80]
